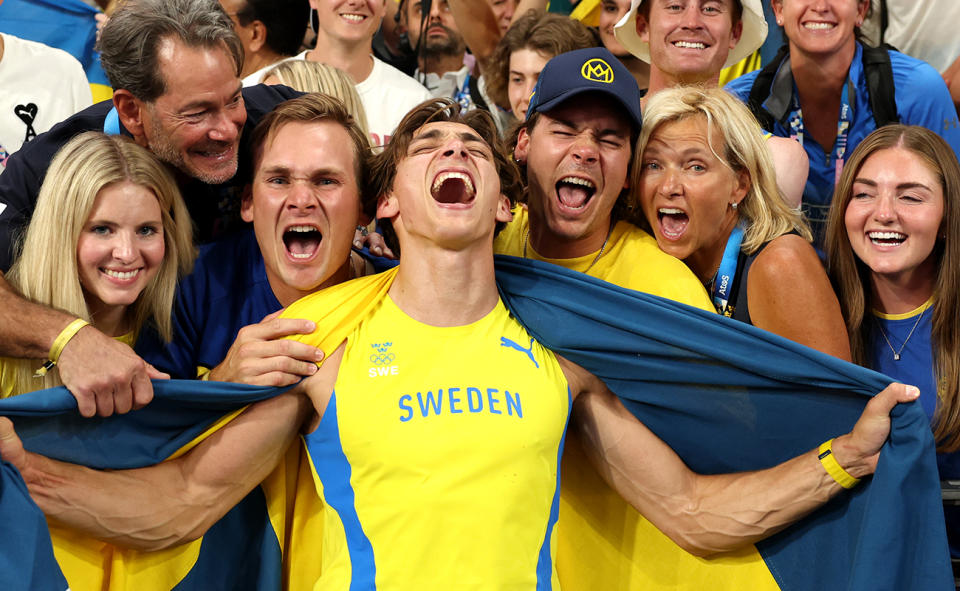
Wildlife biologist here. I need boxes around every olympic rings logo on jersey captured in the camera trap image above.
[370,352,396,365]
[370,342,396,366]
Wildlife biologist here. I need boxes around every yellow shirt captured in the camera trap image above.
[494,207,712,311]
[496,209,780,591]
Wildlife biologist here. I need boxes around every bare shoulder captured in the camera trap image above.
[750,234,823,284]
[301,341,347,432]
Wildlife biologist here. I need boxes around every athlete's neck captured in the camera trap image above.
[307,35,375,83]
[389,241,500,327]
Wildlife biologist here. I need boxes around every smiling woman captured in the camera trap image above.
[825,123,960,556]
[0,132,196,397]
[636,86,851,359]
[826,125,960,450]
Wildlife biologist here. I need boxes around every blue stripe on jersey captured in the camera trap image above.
[536,387,572,590]
[308,393,377,590]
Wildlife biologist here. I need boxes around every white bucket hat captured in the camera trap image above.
[613,0,768,69]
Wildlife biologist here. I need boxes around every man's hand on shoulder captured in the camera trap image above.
[207,310,324,386]
[57,325,167,418]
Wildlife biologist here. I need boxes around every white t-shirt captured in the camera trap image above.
[0,33,92,170]
[864,0,960,73]
[290,51,431,146]
[355,56,432,146]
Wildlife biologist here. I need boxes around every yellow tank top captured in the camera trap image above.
[303,295,571,590]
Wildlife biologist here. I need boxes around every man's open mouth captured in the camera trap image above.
[431,171,476,204]
[555,176,596,210]
[284,225,322,260]
[658,207,689,239]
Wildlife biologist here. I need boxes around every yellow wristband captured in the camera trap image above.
[35,319,89,378]
[818,438,861,489]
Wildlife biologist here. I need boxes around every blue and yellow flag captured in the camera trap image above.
[0,256,951,590]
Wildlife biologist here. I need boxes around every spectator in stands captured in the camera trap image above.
[725,0,960,250]
[490,0,519,33]
[299,0,431,145]
[0,0,92,170]
[615,0,809,209]
[598,0,649,88]
[1,132,195,403]
[0,0,298,418]
[138,93,371,386]
[637,86,850,358]
[218,0,309,86]
[824,123,960,554]
[497,47,709,310]
[262,60,371,138]
[485,11,597,123]
[398,0,498,115]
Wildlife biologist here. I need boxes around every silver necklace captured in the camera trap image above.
[875,308,926,361]
[523,224,611,274]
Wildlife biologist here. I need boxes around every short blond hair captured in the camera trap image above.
[634,86,810,254]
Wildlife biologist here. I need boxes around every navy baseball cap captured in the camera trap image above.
[526,47,643,129]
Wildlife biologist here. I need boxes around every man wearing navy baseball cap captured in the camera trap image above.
[494,46,717,591]
[494,47,711,309]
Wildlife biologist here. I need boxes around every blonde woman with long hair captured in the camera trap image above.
[636,87,850,359]
[1,132,195,399]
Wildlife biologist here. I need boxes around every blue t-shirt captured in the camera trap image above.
[870,303,960,556]
[136,229,281,379]
[726,43,960,247]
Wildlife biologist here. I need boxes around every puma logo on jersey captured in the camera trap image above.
[500,337,538,369]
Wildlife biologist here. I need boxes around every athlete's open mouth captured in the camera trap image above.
[658,207,689,239]
[431,171,476,204]
[284,225,322,260]
[868,230,906,246]
[555,176,596,209]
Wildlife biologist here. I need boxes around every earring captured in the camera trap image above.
[730,202,738,210]
[776,18,783,25]
[309,7,318,35]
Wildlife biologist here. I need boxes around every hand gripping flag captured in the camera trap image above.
[0,256,951,590]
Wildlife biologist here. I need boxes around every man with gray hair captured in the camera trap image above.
[0,0,298,418]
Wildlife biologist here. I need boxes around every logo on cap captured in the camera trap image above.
[581,58,614,84]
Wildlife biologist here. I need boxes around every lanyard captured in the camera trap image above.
[787,79,854,186]
[711,222,746,316]
[452,73,472,112]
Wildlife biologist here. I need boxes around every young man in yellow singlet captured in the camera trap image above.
[0,99,918,588]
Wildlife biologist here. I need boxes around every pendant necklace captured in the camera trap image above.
[875,308,926,361]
